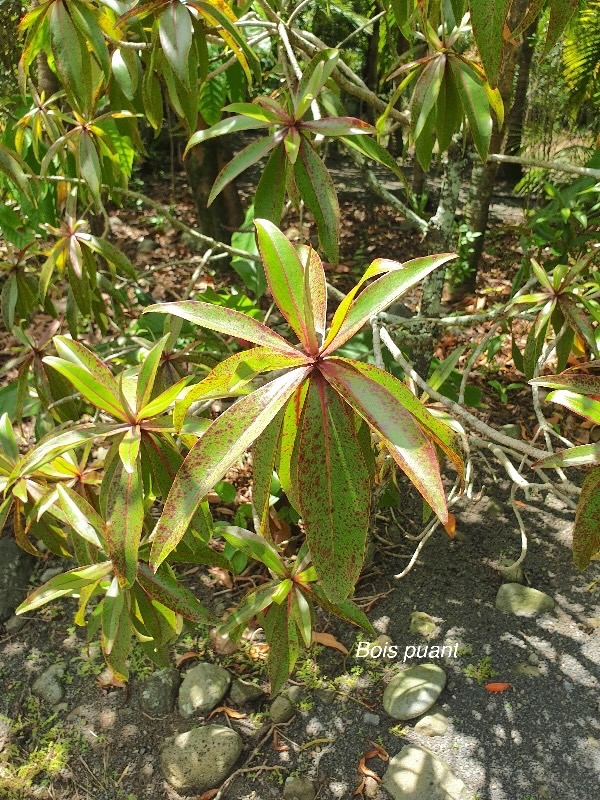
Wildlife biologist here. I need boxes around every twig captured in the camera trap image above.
[488,153,600,180]
[336,11,386,48]
[371,316,384,369]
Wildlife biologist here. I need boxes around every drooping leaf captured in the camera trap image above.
[56,484,105,550]
[137,563,216,622]
[573,467,600,570]
[150,367,310,568]
[262,600,299,695]
[296,375,371,603]
[105,460,144,587]
[535,443,600,469]
[255,143,288,224]
[294,137,340,264]
[310,585,375,633]
[159,1,193,88]
[219,526,286,576]
[448,56,493,161]
[301,117,375,137]
[544,390,600,426]
[208,132,285,206]
[544,0,579,57]
[531,369,600,396]
[469,0,511,88]
[252,408,285,538]
[319,359,448,522]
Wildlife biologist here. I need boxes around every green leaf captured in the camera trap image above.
[137,563,216,622]
[159,1,193,89]
[295,49,339,118]
[173,347,309,430]
[0,143,35,203]
[252,408,285,537]
[49,0,92,112]
[208,133,284,206]
[78,130,102,205]
[111,48,140,101]
[545,0,579,57]
[323,254,455,354]
[535,444,600,470]
[137,335,170,413]
[16,562,113,614]
[296,375,371,603]
[185,116,271,155]
[15,424,121,477]
[139,377,189,420]
[220,583,278,636]
[101,592,131,680]
[150,367,310,568]
[102,576,124,655]
[118,426,141,474]
[198,71,228,126]
[545,390,600,426]
[561,296,600,358]
[219,526,286,576]
[301,117,375,137]
[143,300,300,354]
[469,0,511,88]
[412,56,446,141]
[255,144,288,225]
[530,370,600,396]
[254,219,312,350]
[277,383,308,510]
[292,587,313,648]
[78,233,136,279]
[105,460,144,587]
[56,484,105,550]
[262,600,299,695]
[298,245,327,344]
[43,357,128,421]
[310,585,375,634]
[340,134,409,186]
[294,137,339,264]
[572,467,600,570]
[448,56,493,161]
[320,359,448,522]
[0,412,19,464]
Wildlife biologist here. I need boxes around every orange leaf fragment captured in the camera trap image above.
[443,512,456,539]
[312,631,349,655]
[485,682,511,693]
[357,756,380,781]
[198,790,219,800]
[207,706,247,721]
[368,740,389,761]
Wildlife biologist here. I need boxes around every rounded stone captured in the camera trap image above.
[178,662,231,718]
[383,664,447,721]
[383,743,471,800]
[414,706,449,737]
[269,695,296,723]
[495,583,554,617]
[160,725,242,791]
[32,663,66,706]
[230,678,265,706]
[139,668,181,715]
[283,776,316,800]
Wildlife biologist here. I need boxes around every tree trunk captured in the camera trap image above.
[464,0,530,277]
[497,18,539,183]
[413,141,466,378]
[184,132,244,245]
[363,16,381,124]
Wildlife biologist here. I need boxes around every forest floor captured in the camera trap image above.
[1,164,599,800]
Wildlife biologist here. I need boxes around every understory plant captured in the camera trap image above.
[12,220,463,687]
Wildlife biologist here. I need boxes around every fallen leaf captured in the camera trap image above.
[272,730,289,752]
[357,756,380,781]
[198,790,219,800]
[207,706,247,721]
[312,631,349,655]
[247,642,269,660]
[208,567,233,588]
[96,670,126,688]
[175,651,202,668]
[368,741,389,761]
[210,629,238,655]
[484,682,511,692]
[352,779,366,797]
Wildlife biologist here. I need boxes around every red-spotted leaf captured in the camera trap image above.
[300,117,375,136]
[531,369,600,396]
[43,357,129,421]
[14,424,123,478]
[469,0,511,88]
[262,599,300,695]
[277,383,308,511]
[173,347,310,430]
[294,137,340,265]
[254,219,313,351]
[310,585,375,633]
[49,0,92,111]
[105,460,144,587]
[137,335,170,413]
[255,143,288,223]
[448,56,493,160]
[150,367,310,569]
[298,245,327,344]
[322,254,455,354]
[561,296,600,357]
[293,587,313,648]
[319,359,448,523]
[411,56,445,141]
[208,132,285,206]
[143,300,300,354]
[296,374,371,603]
[573,467,600,570]
[545,390,600,426]
[79,130,101,205]
[252,408,286,538]
[137,563,216,622]
[321,357,463,477]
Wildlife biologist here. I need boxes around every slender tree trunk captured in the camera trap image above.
[184,124,244,245]
[413,141,466,377]
[497,18,539,182]
[464,0,530,277]
[363,16,381,124]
